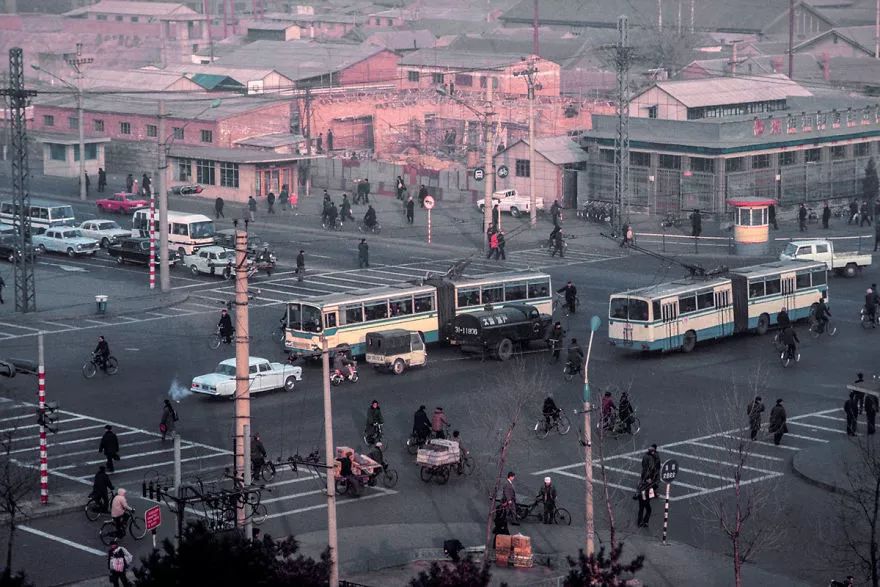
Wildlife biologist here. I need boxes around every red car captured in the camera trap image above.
[96,192,149,214]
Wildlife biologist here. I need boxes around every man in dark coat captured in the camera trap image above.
[405,196,415,224]
[99,425,120,472]
[845,392,859,436]
[412,405,431,442]
[822,201,831,229]
[97,168,107,192]
[296,250,305,282]
[326,129,334,152]
[637,445,660,528]
[125,174,134,193]
[539,477,557,524]
[849,199,859,224]
[141,173,151,197]
[768,203,778,229]
[91,465,114,513]
[747,396,765,440]
[769,399,787,445]
[502,471,518,525]
[361,178,371,204]
[83,172,90,195]
[865,393,878,435]
[690,209,702,237]
[266,192,276,214]
[358,239,369,268]
[798,203,807,232]
[418,185,429,207]
[214,197,224,219]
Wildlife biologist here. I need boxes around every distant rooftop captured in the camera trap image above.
[37,94,283,120]
[364,29,436,51]
[399,48,533,70]
[644,74,813,108]
[64,0,202,19]
[500,136,588,165]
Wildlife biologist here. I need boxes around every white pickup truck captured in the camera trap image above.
[779,238,872,277]
[476,189,544,218]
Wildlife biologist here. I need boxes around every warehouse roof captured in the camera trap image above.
[499,136,588,165]
[64,0,201,18]
[641,74,813,108]
[167,146,322,164]
[399,48,531,70]
[37,94,282,120]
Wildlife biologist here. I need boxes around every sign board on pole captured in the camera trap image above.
[423,195,435,210]
[473,167,485,181]
[145,505,162,531]
[660,459,679,483]
[497,165,509,178]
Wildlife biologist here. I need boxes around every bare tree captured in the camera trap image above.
[0,427,33,577]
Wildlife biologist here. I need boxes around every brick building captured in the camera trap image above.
[493,136,588,208]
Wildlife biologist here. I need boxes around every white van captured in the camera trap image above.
[0,199,76,234]
[131,209,215,256]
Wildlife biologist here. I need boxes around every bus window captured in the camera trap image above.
[748,281,765,298]
[482,285,503,304]
[504,282,527,301]
[629,299,648,321]
[765,278,781,295]
[364,300,388,321]
[287,303,302,329]
[679,295,697,314]
[414,294,434,313]
[49,206,73,222]
[609,297,628,319]
[301,304,322,332]
[812,269,827,285]
[652,300,661,321]
[324,312,337,328]
[796,272,812,289]
[190,221,214,238]
[457,287,480,308]
[343,304,363,324]
[0,204,10,215]
[390,296,413,316]
[697,291,715,309]
[172,223,189,236]
[528,279,550,299]
[609,297,649,321]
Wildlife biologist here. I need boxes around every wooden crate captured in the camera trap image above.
[512,554,534,568]
[495,535,512,551]
[511,534,530,549]
[495,553,510,567]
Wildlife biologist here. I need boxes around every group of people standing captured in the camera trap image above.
[845,373,878,436]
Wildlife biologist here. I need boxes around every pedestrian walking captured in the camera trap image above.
[83,172,91,195]
[875,221,880,252]
[97,168,107,193]
[747,395,765,440]
[326,128,334,152]
[798,203,807,232]
[358,239,369,268]
[160,399,178,441]
[822,201,831,229]
[289,188,298,213]
[0,274,5,304]
[418,184,429,208]
[396,175,407,201]
[99,425,120,472]
[487,231,499,260]
[214,197,225,219]
[362,178,371,204]
[108,541,133,587]
[768,203,778,229]
[316,132,323,154]
[690,209,702,237]
[865,393,878,435]
[405,196,414,224]
[849,199,859,224]
[125,173,134,193]
[539,477,556,524]
[620,224,634,247]
[141,173,151,197]
[769,398,787,445]
[353,180,363,205]
[845,392,859,436]
[502,471,519,525]
[132,178,138,197]
[550,200,562,228]
[636,444,660,528]
[853,372,867,414]
[296,250,305,282]
[551,230,565,258]
[492,204,500,229]
[278,185,289,212]
[862,200,873,226]
[495,231,507,260]
[340,194,354,224]
[267,191,276,214]
[247,196,257,222]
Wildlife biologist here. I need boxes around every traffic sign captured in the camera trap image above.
[660,459,679,483]
[473,167,485,181]
[145,505,162,531]
[497,165,509,178]
[423,195,435,210]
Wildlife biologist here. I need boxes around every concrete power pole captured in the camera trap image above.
[513,62,542,227]
[158,100,171,292]
[788,0,795,77]
[66,45,91,203]
[482,82,495,246]
[233,226,252,536]
[321,336,339,586]
[876,0,879,58]
[613,16,631,237]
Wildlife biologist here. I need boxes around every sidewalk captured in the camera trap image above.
[792,431,877,494]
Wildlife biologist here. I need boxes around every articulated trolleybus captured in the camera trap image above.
[284,271,553,357]
[608,260,829,352]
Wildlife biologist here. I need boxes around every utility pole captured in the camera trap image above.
[690,0,695,34]
[158,100,171,292]
[37,333,47,505]
[3,48,37,313]
[876,0,879,58]
[514,62,542,228]
[582,316,601,556]
[657,0,662,29]
[532,0,539,56]
[321,336,339,586]
[482,82,495,246]
[613,16,632,237]
[233,224,251,534]
[788,0,795,77]
[66,44,92,202]
[304,87,313,199]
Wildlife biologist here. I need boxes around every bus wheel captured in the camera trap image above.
[681,330,697,353]
[496,338,514,361]
[756,313,770,335]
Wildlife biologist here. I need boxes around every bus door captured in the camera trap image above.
[660,299,680,352]
[715,288,733,337]
[781,274,796,315]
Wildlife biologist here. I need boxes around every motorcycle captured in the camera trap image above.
[170,184,204,196]
[330,362,359,385]
[254,252,277,277]
[222,259,258,281]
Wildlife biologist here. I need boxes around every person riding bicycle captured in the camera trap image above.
[365,400,383,441]
[364,205,377,230]
[251,433,267,475]
[546,322,564,362]
[333,351,354,379]
[777,306,791,330]
[109,488,132,537]
[814,297,831,332]
[557,281,578,314]
[601,391,617,429]
[781,325,800,360]
[338,450,360,497]
[543,396,560,428]
[618,392,635,434]
[94,336,110,372]
[431,406,449,439]
[412,405,431,443]
[367,442,387,485]
[91,465,114,513]
[566,338,584,372]
[865,288,878,326]
[218,309,234,344]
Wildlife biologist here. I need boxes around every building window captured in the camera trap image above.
[690,157,714,173]
[200,129,213,143]
[177,159,192,181]
[455,74,473,87]
[119,121,131,135]
[725,157,744,172]
[196,159,215,185]
[515,159,530,177]
[146,124,157,138]
[778,151,797,166]
[630,152,651,167]
[431,73,444,84]
[599,149,615,164]
[115,15,123,21]
[173,127,184,140]
[830,145,846,160]
[49,144,66,161]
[43,115,54,127]
[658,154,681,170]
[751,153,770,169]
[855,142,871,157]
[407,71,420,82]
[131,16,139,22]
[68,116,78,129]
[93,119,104,132]
[220,162,239,188]
[805,148,822,163]
[646,105,657,119]
[96,14,107,20]
[73,144,97,161]
[479,77,499,89]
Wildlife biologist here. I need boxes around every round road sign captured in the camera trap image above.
[660,459,679,483]
[473,167,485,181]
[497,165,510,178]
[423,195,435,210]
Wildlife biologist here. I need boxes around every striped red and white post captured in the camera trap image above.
[38,333,47,505]
[149,191,156,290]
[427,208,432,244]
[661,482,671,545]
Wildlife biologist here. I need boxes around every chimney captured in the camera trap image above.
[822,51,830,82]
[771,56,783,73]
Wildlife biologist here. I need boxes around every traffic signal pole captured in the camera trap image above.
[37,332,47,505]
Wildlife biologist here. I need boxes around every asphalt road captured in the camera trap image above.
[0,195,872,585]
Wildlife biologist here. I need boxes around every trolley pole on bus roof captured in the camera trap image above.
[321,335,339,586]
[583,315,601,556]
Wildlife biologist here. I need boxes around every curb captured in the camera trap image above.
[7,293,192,327]
[791,449,848,495]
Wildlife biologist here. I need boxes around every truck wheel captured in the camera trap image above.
[100,238,110,249]
[510,206,521,218]
[496,338,514,361]
[681,330,697,353]
[190,264,200,276]
[756,313,769,335]
[392,359,406,375]
[844,263,857,278]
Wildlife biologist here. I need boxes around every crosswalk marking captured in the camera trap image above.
[787,421,846,434]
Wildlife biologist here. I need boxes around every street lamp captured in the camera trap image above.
[31,64,87,202]
[582,315,601,556]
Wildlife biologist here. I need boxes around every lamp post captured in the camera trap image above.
[582,315,601,556]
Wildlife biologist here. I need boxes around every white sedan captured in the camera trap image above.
[190,357,302,398]
[182,245,235,278]
[77,220,131,248]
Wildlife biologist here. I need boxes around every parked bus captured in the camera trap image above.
[607,260,828,352]
[0,199,76,233]
[131,209,214,256]
[284,271,552,356]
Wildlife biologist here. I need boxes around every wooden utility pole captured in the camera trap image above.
[514,62,541,227]
[482,82,495,246]
[158,100,171,292]
[788,0,795,77]
[322,336,339,586]
[233,225,251,536]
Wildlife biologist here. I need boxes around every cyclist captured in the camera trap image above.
[91,465,114,514]
[542,396,560,428]
[781,325,800,361]
[364,205,377,230]
[218,309,234,344]
[251,433,267,476]
[777,306,791,330]
[865,288,878,327]
[814,297,831,332]
[601,391,616,429]
[94,336,110,372]
[256,245,273,264]
[365,400,383,442]
[109,488,132,537]
[618,392,635,434]
[337,450,359,497]
[557,281,578,314]
[546,321,565,362]
[367,441,387,485]
[452,430,468,474]
[431,406,449,439]
[333,350,354,380]
[412,405,431,444]
[566,338,584,374]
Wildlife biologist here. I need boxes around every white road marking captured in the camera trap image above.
[687,441,785,461]
[263,487,398,520]
[787,421,846,434]
[782,432,830,442]
[262,488,325,504]
[814,414,848,423]
[19,525,105,557]
[0,322,41,332]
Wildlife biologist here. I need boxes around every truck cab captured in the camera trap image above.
[476,189,544,218]
[779,238,872,278]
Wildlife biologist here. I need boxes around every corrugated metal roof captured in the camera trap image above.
[499,136,587,165]
[168,146,322,164]
[399,48,528,69]
[189,73,244,91]
[65,1,200,18]
[649,74,813,108]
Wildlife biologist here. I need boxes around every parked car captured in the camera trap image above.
[77,220,130,248]
[0,234,39,263]
[182,245,245,278]
[779,238,872,278]
[107,237,177,267]
[32,227,99,257]
[476,189,544,218]
[214,229,271,257]
[96,192,149,214]
[190,356,302,397]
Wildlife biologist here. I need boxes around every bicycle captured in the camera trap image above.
[209,328,234,350]
[514,497,572,525]
[419,463,452,485]
[809,316,837,338]
[367,464,399,488]
[563,360,582,382]
[364,422,383,445]
[779,344,800,368]
[357,221,382,234]
[534,411,572,438]
[253,459,276,482]
[84,495,108,522]
[406,431,429,455]
[99,509,147,545]
[860,306,879,329]
[553,293,579,317]
[456,452,475,476]
[82,353,118,379]
[596,412,641,438]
